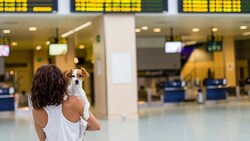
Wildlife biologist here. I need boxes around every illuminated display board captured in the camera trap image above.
[0,0,58,13]
[71,0,168,13]
[178,0,250,13]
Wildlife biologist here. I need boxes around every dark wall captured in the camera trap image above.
[136,48,181,70]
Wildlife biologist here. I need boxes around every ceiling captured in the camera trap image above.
[2,13,250,50]
[136,14,250,40]
[0,14,99,50]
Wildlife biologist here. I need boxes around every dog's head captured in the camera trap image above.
[65,67,89,85]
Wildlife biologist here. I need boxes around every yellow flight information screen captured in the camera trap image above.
[71,0,168,13]
[0,0,58,13]
[178,0,250,13]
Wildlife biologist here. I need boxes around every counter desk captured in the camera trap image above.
[0,87,15,112]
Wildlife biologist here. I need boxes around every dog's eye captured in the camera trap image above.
[71,75,75,78]
[79,75,83,77]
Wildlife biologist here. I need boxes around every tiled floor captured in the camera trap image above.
[1,100,250,141]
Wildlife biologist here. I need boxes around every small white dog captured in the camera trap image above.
[65,67,90,120]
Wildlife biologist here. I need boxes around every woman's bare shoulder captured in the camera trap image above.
[67,95,83,103]
[32,108,46,116]
[66,96,84,110]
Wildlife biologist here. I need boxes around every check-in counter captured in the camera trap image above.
[244,78,250,96]
[164,80,185,103]
[0,87,15,112]
[203,79,227,101]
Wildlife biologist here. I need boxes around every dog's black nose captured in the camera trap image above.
[75,80,79,84]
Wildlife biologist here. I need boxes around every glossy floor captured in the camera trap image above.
[1,100,250,141]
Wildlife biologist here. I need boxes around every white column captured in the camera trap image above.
[92,14,138,120]
[58,0,70,14]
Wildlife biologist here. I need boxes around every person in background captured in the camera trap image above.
[19,90,28,107]
[31,64,100,141]
[138,85,148,102]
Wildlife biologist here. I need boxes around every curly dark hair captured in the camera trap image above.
[31,64,68,109]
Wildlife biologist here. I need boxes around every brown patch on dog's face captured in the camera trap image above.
[77,67,89,81]
[65,69,73,78]
[64,69,72,85]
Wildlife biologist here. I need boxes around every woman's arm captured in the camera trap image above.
[32,109,46,141]
[34,122,46,141]
[87,112,101,131]
[73,96,101,131]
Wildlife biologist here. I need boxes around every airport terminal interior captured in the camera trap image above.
[1,0,250,141]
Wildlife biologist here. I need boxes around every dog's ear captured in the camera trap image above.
[65,69,73,78]
[81,67,89,77]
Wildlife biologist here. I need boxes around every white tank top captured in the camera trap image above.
[43,105,87,141]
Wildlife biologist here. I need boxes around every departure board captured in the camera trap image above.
[0,0,58,13]
[178,0,250,13]
[71,0,168,13]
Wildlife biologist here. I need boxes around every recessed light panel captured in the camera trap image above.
[141,26,148,30]
[3,29,10,34]
[153,28,161,32]
[29,27,37,31]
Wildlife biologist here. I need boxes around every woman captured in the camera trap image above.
[31,64,100,141]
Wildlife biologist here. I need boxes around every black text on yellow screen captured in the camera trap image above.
[0,0,58,13]
[70,0,168,13]
[178,0,250,13]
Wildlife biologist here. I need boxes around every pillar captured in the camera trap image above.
[33,50,49,74]
[92,14,138,120]
[213,52,225,79]
[223,36,236,87]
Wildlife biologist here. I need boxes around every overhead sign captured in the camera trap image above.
[178,0,250,13]
[0,37,10,45]
[165,35,181,41]
[0,0,58,13]
[71,0,168,13]
[49,37,67,44]
[206,35,223,52]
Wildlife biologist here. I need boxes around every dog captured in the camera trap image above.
[65,67,90,121]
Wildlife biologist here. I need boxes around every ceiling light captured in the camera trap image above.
[153,28,161,32]
[11,42,18,46]
[3,29,10,34]
[212,27,218,32]
[45,41,50,45]
[74,57,79,64]
[36,45,42,50]
[9,71,14,75]
[141,26,148,30]
[74,22,92,32]
[61,30,74,38]
[29,27,37,31]
[240,26,247,30]
[243,32,250,36]
[79,45,85,49]
[192,28,200,32]
[61,22,92,38]
[135,28,141,32]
